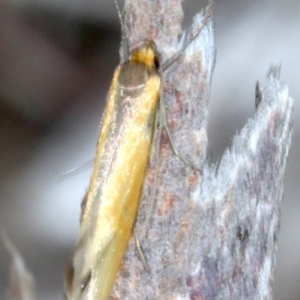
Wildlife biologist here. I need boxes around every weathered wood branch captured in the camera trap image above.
[111,1,293,299]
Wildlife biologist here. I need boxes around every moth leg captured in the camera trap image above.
[134,231,149,272]
[143,107,161,235]
[160,100,200,171]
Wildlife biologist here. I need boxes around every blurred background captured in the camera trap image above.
[0,0,299,299]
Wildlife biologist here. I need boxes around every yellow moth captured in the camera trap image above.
[64,41,161,300]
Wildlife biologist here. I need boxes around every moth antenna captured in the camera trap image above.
[162,4,213,71]
[114,0,129,59]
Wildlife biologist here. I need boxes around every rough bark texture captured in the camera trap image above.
[111,1,293,300]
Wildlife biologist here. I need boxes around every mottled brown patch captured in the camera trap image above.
[160,130,170,149]
[169,89,185,127]
[163,81,173,92]
[188,170,200,191]
[146,168,155,185]
[218,226,226,238]
[181,222,189,232]
[175,221,190,247]
[118,259,126,272]
[158,192,175,216]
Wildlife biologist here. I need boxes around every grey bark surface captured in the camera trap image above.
[111,1,294,300]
